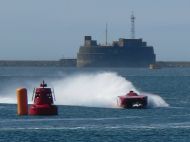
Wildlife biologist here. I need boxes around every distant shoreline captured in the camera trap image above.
[0,59,76,67]
[0,60,190,68]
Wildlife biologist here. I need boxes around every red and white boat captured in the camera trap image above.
[118,91,148,109]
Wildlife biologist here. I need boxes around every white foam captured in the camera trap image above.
[141,93,169,108]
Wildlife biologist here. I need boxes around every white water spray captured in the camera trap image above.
[52,72,169,108]
[53,72,138,108]
[143,93,169,108]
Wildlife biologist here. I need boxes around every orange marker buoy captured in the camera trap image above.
[16,88,28,115]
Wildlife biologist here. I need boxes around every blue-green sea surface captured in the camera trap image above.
[0,67,190,142]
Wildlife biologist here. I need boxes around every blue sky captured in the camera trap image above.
[0,0,189,61]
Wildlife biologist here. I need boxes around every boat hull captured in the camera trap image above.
[118,95,148,109]
[29,104,58,115]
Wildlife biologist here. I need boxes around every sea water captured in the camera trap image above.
[0,67,190,142]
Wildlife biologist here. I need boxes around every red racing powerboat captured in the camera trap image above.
[118,91,148,109]
[29,81,58,115]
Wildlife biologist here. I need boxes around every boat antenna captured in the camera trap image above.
[131,11,135,39]
[105,23,108,45]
